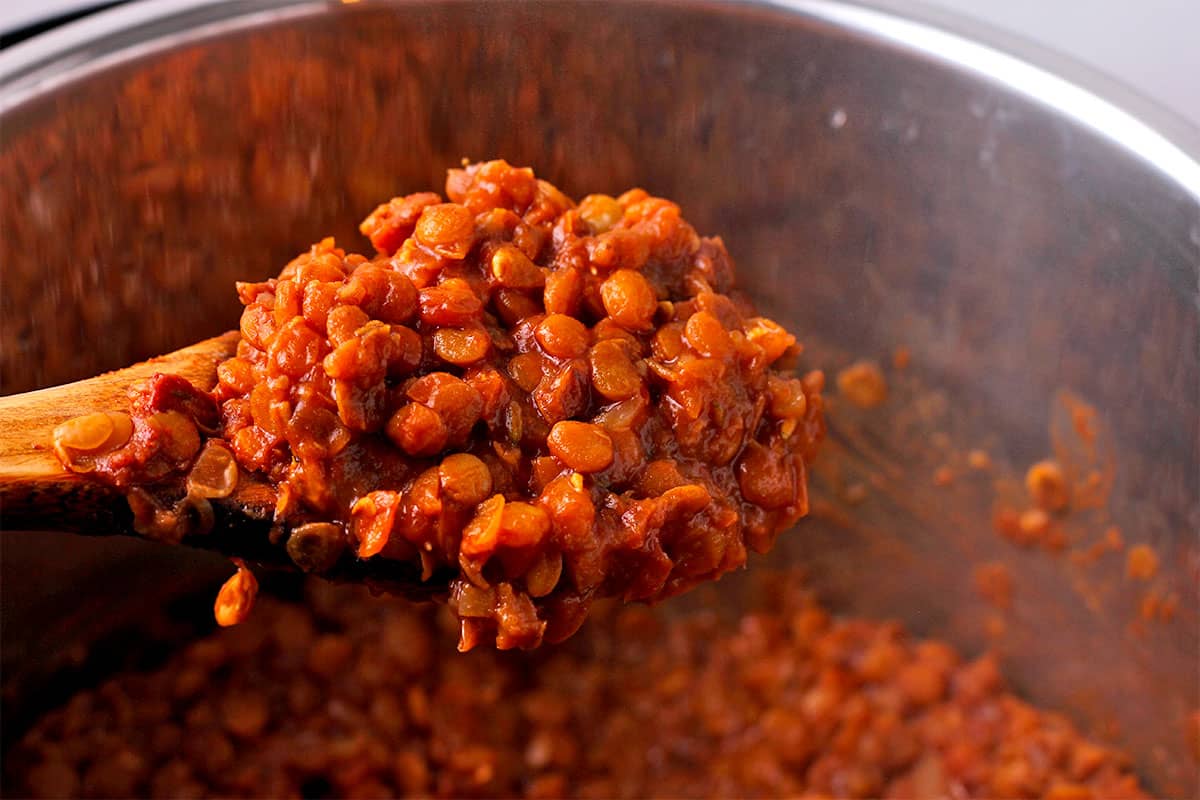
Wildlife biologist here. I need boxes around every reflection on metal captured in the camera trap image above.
[0,1,324,112]
[2,0,1199,202]
[779,0,1200,200]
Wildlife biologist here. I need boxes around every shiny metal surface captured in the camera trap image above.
[1,0,1197,793]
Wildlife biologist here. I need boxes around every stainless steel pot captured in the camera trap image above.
[1,1,1197,794]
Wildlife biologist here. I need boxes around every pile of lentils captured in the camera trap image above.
[10,579,1148,799]
[210,160,824,648]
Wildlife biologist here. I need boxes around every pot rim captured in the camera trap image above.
[0,0,1198,201]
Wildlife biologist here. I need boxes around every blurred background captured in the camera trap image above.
[4,0,1200,129]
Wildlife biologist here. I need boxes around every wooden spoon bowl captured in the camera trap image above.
[0,333,441,600]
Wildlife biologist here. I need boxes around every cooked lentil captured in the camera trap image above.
[213,561,258,627]
[1125,544,1159,581]
[7,580,1148,799]
[966,449,992,471]
[1025,459,1070,512]
[53,374,216,489]
[835,359,888,408]
[51,161,824,650]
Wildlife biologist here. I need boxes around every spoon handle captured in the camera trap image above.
[0,332,445,598]
[0,333,239,528]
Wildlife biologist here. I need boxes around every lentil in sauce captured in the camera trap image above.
[9,580,1147,799]
[53,161,824,650]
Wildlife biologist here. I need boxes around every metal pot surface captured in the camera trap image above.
[1,1,1197,794]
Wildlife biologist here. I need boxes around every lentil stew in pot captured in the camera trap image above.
[14,160,1154,800]
[9,580,1147,799]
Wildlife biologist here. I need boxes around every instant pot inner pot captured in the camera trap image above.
[1,1,1196,794]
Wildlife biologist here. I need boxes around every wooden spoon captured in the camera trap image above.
[0,333,438,598]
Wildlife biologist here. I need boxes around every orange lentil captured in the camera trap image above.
[1126,544,1159,580]
[414,203,474,259]
[967,449,991,470]
[213,561,258,627]
[9,582,1150,799]
[836,360,888,408]
[599,269,657,332]
[546,421,614,474]
[535,314,590,359]
[1026,459,1070,512]
[1018,508,1052,542]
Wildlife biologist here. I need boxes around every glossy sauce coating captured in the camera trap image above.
[208,160,823,649]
